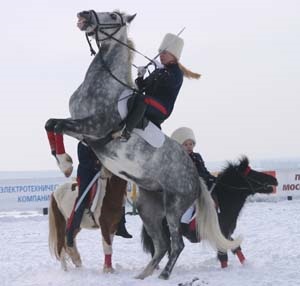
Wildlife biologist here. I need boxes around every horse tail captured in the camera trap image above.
[196,178,243,252]
[141,218,171,257]
[141,225,155,257]
[48,193,66,260]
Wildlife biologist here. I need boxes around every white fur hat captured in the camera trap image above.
[158,33,184,61]
[170,127,196,145]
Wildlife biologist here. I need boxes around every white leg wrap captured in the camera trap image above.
[102,236,112,255]
[56,153,73,177]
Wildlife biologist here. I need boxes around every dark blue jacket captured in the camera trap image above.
[189,152,216,189]
[135,63,183,118]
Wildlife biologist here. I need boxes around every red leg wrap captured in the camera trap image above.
[221,260,228,268]
[189,218,196,231]
[236,249,246,264]
[105,254,112,267]
[55,133,65,155]
[47,131,56,152]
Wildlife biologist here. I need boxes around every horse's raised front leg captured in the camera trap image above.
[45,118,74,177]
[45,117,90,177]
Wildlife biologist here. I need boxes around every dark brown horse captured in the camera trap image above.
[48,173,127,272]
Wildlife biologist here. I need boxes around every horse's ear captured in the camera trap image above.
[126,13,137,23]
[238,156,249,172]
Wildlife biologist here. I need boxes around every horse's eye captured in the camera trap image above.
[110,13,117,20]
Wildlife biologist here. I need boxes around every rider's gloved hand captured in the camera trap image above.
[152,59,164,69]
[137,66,147,77]
[208,176,217,184]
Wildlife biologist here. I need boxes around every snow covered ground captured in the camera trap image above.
[1,198,300,286]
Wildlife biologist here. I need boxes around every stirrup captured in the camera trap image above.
[111,125,125,139]
[119,128,131,142]
[111,125,131,142]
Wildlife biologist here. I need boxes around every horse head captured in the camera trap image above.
[77,10,136,42]
[213,156,278,243]
[218,156,278,195]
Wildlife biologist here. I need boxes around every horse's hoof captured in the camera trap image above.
[134,274,145,280]
[158,271,170,280]
[66,246,82,267]
[60,260,68,271]
[103,265,115,273]
[56,153,73,177]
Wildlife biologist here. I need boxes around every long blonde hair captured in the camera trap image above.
[178,62,201,79]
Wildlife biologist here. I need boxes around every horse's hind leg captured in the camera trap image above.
[135,190,169,279]
[158,192,191,280]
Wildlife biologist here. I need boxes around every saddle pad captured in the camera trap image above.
[118,90,165,148]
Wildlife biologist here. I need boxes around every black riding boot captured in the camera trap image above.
[66,200,86,247]
[120,95,147,142]
[115,207,132,238]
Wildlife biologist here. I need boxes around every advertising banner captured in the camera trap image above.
[0,177,68,211]
[275,169,300,198]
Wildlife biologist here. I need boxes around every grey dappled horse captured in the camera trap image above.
[45,10,241,279]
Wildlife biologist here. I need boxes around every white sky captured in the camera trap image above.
[0,0,299,171]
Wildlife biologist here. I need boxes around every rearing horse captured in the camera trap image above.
[45,10,241,279]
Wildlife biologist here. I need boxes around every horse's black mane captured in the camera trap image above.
[220,156,249,177]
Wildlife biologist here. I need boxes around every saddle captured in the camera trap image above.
[95,90,165,148]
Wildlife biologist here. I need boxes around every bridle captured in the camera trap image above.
[85,10,127,53]
[217,166,272,194]
[83,10,156,95]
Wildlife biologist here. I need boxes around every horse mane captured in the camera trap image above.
[112,10,135,86]
[220,156,249,177]
[127,38,135,86]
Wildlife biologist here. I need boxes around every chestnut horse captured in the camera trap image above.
[48,174,127,273]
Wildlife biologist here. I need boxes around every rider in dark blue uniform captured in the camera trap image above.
[66,141,132,247]
[114,33,200,141]
[66,141,101,247]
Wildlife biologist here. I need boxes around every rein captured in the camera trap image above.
[85,10,149,96]
[84,10,155,95]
